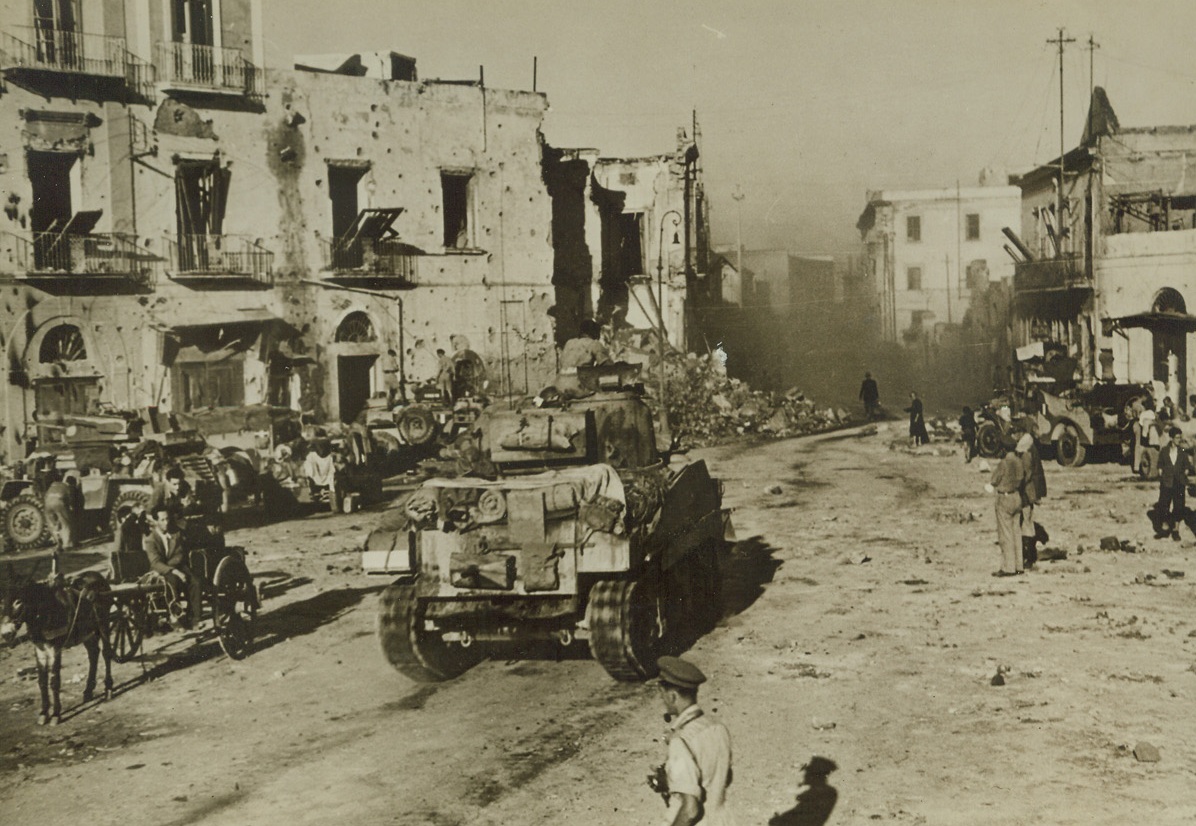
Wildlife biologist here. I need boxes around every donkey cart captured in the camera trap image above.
[105,540,259,662]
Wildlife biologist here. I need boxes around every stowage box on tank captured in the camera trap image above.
[363,364,729,682]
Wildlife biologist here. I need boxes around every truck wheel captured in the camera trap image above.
[1139,447,1159,481]
[396,406,438,446]
[976,422,1003,458]
[4,494,50,550]
[109,490,151,537]
[587,579,663,682]
[1055,426,1087,467]
[377,580,481,682]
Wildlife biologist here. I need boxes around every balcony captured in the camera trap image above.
[1013,254,1090,295]
[169,234,274,287]
[1,26,127,77]
[0,231,158,293]
[319,237,419,288]
[155,42,261,98]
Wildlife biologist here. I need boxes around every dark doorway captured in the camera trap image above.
[28,151,75,270]
[328,165,366,268]
[338,355,375,424]
[441,172,472,249]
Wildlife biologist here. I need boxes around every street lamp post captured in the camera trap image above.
[655,210,682,446]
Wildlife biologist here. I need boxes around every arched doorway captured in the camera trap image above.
[1151,288,1187,406]
[30,322,102,419]
[334,311,377,423]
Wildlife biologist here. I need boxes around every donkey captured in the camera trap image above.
[1,570,114,725]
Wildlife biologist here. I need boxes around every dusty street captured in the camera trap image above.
[3,424,1196,825]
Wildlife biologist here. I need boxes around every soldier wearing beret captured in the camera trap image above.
[653,656,735,826]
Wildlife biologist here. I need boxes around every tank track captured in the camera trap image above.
[586,579,661,682]
[377,580,481,682]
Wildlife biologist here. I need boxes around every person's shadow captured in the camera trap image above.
[768,756,838,826]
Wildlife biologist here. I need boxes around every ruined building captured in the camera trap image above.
[1011,88,1196,408]
[0,0,568,461]
[541,130,710,354]
[857,178,1021,344]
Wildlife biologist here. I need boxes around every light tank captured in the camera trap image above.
[362,363,729,682]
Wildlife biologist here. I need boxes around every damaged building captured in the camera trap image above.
[1010,88,1196,407]
[541,129,709,354]
[0,0,567,461]
[857,176,1021,344]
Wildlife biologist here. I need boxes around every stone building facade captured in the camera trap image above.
[0,0,565,461]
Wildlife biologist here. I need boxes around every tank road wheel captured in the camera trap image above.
[975,422,1003,459]
[108,597,146,663]
[1055,425,1087,468]
[108,490,151,537]
[587,579,664,682]
[377,581,482,682]
[213,555,257,660]
[4,494,50,551]
[396,406,438,446]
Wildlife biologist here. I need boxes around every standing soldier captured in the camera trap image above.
[986,434,1031,576]
[436,348,455,403]
[43,469,77,550]
[650,656,735,826]
[858,372,880,420]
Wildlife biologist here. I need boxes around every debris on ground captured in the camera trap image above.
[1133,742,1161,763]
[645,350,853,447]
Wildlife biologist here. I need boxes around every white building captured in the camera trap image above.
[858,180,1022,343]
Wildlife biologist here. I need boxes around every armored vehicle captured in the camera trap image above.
[363,363,728,682]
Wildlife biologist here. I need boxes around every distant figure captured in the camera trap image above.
[959,406,977,464]
[1160,396,1178,423]
[436,348,454,402]
[1155,427,1191,541]
[905,392,929,446]
[559,318,610,370]
[858,372,880,420]
[43,471,78,550]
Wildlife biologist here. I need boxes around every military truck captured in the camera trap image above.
[362,363,728,682]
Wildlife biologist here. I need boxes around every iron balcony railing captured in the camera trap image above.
[1,231,158,282]
[319,237,419,284]
[155,41,260,97]
[171,234,274,284]
[1013,254,1089,294]
[1,25,128,77]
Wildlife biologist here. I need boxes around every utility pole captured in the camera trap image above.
[945,253,952,324]
[732,185,745,295]
[1086,34,1100,135]
[1048,27,1076,255]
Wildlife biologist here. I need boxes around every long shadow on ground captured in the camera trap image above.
[719,535,783,619]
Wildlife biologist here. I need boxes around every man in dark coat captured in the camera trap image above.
[144,505,202,627]
[859,373,880,420]
[1155,427,1192,541]
[905,392,929,446]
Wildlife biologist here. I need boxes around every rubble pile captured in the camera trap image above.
[653,352,851,448]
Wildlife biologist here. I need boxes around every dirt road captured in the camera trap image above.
[3,423,1196,825]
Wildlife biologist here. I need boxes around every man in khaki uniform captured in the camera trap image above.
[655,655,736,826]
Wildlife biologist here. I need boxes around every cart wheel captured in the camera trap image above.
[4,493,51,551]
[109,598,145,663]
[213,555,256,660]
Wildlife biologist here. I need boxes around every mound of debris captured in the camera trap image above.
[650,351,851,447]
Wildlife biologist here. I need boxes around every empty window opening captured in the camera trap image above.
[328,164,368,268]
[906,266,922,291]
[441,171,473,249]
[966,213,980,240]
[175,160,229,270]
[171,0,215,46]
[33,0,79,66]
[906,215,921,242]
[617,212,645,278]
[174,359,244,411]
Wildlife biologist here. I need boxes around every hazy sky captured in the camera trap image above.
[265,0,1196,256]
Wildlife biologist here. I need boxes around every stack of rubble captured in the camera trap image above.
[650,351,850,448]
